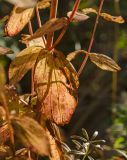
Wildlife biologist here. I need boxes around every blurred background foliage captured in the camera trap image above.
[0,0,127,157]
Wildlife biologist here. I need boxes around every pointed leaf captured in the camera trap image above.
[71,135,87,143]
[0,46,13,55]
[82,8,124,24]
[5,7,34,36]
[11,116,50,156]
[9,46,43,84]
[27,17,68,40]
[67,11,89,22]
[114,149,127,159]
[100,13,125,23]
[89,53,121,72]
[34,51,79,125]
[91,131,98,140]
[82,128,89,140]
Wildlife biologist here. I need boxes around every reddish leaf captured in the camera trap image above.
[5,6,34,36]
[34,51,79,125]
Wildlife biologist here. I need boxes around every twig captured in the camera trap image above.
[28,21,34,95]
[47,0,58,48]
[112,0,120,103]
[78,0,105,76]
[35,5,42,28]
[49,0,81,50]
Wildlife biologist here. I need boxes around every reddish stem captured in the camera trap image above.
[49,0,81,50]
[35,5,42,28]
[47,0,58,48]
[78,0,105,76]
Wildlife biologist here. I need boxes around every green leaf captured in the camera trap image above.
[82,128,89,140]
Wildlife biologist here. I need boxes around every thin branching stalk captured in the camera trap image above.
[35,5,42,28]
[0,92,14,151]
[112,0,120,103]
[78,0,105,76]
[49,0,81,50]
[28,21,35,95]
[47,0,58,48]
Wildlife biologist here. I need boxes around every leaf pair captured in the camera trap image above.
[34,50,79,125]
[67,8,124,23]
[67,50,121,72]
[82,8,124,24]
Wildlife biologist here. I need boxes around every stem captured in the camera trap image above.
[47,0,58,48]
[28,21,34,95]
[0,93,14,150]
[35,5,42,28]
[112,0,120,104]
[78,0,105,76]
[49,0,81,50]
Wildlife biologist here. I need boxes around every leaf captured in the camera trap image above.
[89,53,121,72]
[11,116,50,156]
[67,50,86,61]
[67,11,89,22]
[100,13,125,23]
[34,51,79,125]
[21,34,46,48]
[114,149,127,159]
[38,0,51,9]
[27,17,68,40]
[82,128,89,140]
[91,131,98,140]
[46,129,62,160]
[5,7,34,36]
[0,46,13,55]
[82,8,124,24]
[5,0,37,8]
[9,46,43,84]
[82,8,97,14]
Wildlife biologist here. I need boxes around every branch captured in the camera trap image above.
[78,0,105,76]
